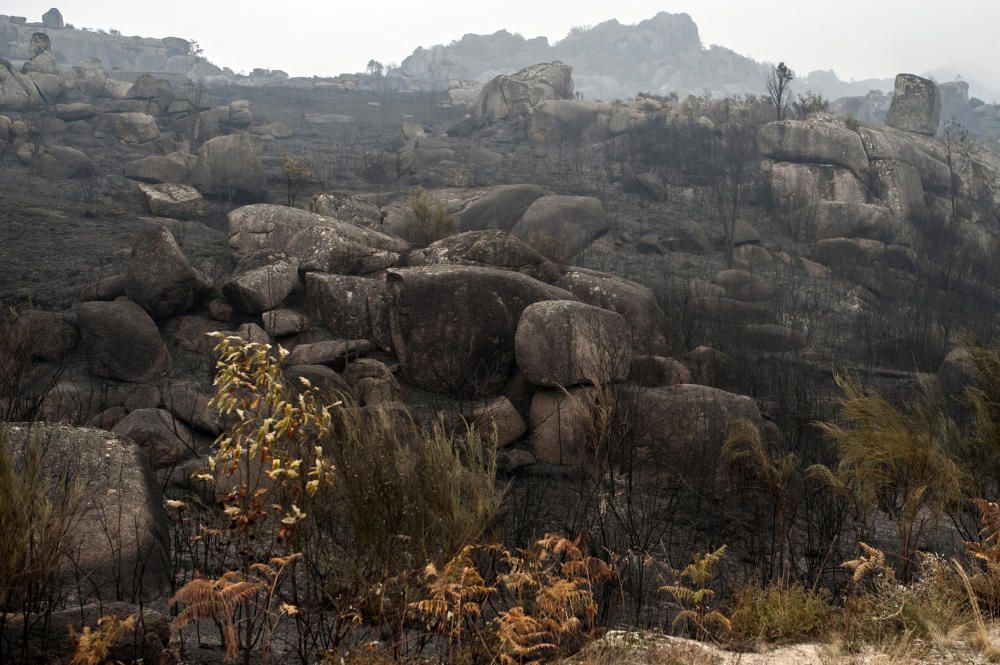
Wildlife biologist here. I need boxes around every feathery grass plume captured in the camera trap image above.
[722,419,799,584]
[0,426,84,628]
[808,372,966,582]
[953,559,1000,659]
[403,186,456,245]
[321,405,502,574]
[957,336,1000,488]
[658,545,731,640]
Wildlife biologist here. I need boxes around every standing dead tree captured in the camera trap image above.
[766,62,795,121]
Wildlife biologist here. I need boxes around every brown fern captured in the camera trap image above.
[494,533,611,664]
[169,571,263,661]
[842,542,894,586]
[70,614,136,665]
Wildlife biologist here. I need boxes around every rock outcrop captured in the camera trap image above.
[386,266,574,396]
[190,134,267,202]
[138,183,206,220]
[76,300,171,383]
[2,423,170,599]
[476,61,574,123]
[885,74,941,136]
[125,226,211,319]
[228,204,409,258]
[515,300,631,387]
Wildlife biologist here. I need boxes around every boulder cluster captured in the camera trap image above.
[7,194,762,506]
[1,50,287,209]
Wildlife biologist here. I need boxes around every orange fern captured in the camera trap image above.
[169,571,263,661]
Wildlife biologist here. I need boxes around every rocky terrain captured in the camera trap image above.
[2,6,1000,665]
[393,11,898,103]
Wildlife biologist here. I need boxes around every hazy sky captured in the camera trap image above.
[7,1,1000,94]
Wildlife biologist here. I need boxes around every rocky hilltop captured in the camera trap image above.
[394,11,893,101]
[0,9,209,76]
[0,8,302,87]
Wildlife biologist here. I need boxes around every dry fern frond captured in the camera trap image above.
[70,614,136,665]
[659,546,730,640]
[842,542,894,585]
[169,571,263,661]
[965,499,1000,563]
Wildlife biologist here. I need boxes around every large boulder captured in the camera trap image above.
[2,423,170,600]
[222,250,300,314]
[629,355,691,387]
[515,300,631,387]
[286,225,400,275]
[305,273,392,350]
[684,346,737,389]
[262,308,308,336]
[191,134,267,202]
[712,269,776,302]
[126,74,174,115]
[407,230,557,281]
[228,204,409,258]
[28,71,64,104]
[72,58,108,98]
[529,387,603,466]
[126,226,211,319]
[228,99,253,127]
[757,117,870,180]
[510,195,608,261]
[100,112,160,144]
[627,385,763,477]
[740,324,807,353]
[453,184,547,232]
[21,33,57,75]
[476,61,574,123]
[343,359,402,406]
[5,310,78,361]
[76,300,171,383]
[858,126,951,192]
[162,381,221,435]
[54,102,96,121]
[812,201,897,242]
[691,297,774,325]
[812,237,917,273]
[35,145,93,178]
[466,396,527,448]
[386,266,575,396]
[556,268,669,353]
[124,153,195,184]
[41,8,64,28]
[527,100,606,144]
[885,74,941,136]
[284,339,372,366]
[871,158,925,221]
[0,60,42,110]
[938,347,978,398]
[0,114,10,150]
[286,364,356,405]
[138,183,206,220]
[768,162,867,211]
[112,408,195,469]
